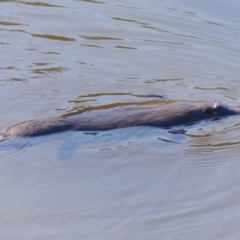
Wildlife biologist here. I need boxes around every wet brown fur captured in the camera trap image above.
[3,100,240,137]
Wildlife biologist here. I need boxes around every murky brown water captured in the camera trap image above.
[1,0,240,239]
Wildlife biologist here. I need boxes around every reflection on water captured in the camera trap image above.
[31,34,76,41]
[1,0,240,239]
[0,126,185,161]
[19,1,64,8]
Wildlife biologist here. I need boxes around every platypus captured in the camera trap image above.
[4,101,240,137]
[2,100,240,138]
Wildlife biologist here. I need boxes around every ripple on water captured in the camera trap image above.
[184,118,240,173]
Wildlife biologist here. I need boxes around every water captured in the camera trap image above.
[0,0,240,239]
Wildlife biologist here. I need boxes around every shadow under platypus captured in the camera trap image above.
[1,100,239,160]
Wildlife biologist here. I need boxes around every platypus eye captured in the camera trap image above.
[213,102,217,110]
[212,102,218,113]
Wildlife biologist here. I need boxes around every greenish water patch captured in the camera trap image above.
[78,0,105,4]
[81,44,103,48]
[31,34,76,41]
[0,21,23,26]
[80,35,123,41]
[19,1,64,8]
[32,67,69,74]
[115,45,137,50]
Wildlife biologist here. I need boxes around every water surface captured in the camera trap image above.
[0,0,240,239]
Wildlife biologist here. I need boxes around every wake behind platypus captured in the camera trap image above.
[2,100,240,138]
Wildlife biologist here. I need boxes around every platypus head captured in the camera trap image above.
[203,101,240,118]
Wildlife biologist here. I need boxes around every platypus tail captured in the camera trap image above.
[0,133,10,143]
[0,133,5,142]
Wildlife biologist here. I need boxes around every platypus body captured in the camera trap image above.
[2,100,240,138]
